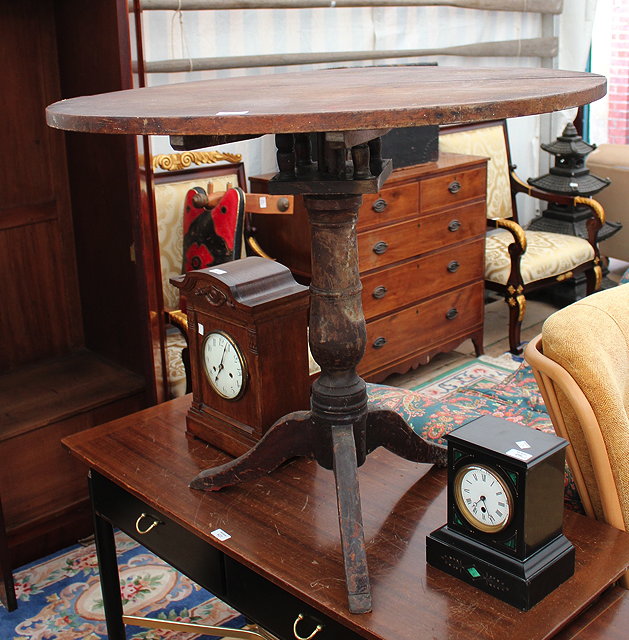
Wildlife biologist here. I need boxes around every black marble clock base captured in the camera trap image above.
[427,526,575,611]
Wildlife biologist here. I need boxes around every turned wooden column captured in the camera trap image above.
[306,194,368,469]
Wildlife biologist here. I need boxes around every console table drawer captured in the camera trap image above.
[357,181,418,231]
[361,237,485,320]
[224,556,363,640]
[358,201,486,272]
[90,472,225,596]
[360,281,484,373]
[419,165,486,213]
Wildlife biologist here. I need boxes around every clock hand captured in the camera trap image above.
[215,344,228,381]
[478,497,495,523]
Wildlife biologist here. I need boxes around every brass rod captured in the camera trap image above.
[122,615,267,639]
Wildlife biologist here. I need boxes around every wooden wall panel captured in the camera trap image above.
[0,220,79,366]
[0,0,82,371]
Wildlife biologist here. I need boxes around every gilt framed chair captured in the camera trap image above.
[153,159,247,398]
[524,285,629,588]
[439,120,605,354]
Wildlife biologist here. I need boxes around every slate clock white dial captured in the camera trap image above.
[202,331,247,400]
[454,463,513,533]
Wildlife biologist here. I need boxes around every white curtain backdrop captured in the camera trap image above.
[140,2,600,223]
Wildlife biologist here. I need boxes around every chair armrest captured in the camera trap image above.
[574,196,606,245]
[510,171,606,246]
[488,217,527,253]
[511,170,576,205]
[166,309,189,340]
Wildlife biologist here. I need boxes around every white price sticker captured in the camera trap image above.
[198,323,204,336]
[506,448,532,462]
[259,196,267,209]
[516,440,531,449]
[211,528,232,541]
[208,268,227,275]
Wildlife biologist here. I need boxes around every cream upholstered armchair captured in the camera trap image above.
[152,155,301,398]
[153,157,248,398]
[524,286,629,588]
[440,121,605,354]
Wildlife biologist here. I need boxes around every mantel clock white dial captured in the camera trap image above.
[454,464,513,533]
[202,331,247,400]
[171,256,310,458]
[426,415,575,611]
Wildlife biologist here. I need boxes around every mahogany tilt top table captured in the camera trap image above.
[47,66,607,614]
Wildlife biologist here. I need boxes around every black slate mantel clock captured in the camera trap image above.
[426,415,575,611]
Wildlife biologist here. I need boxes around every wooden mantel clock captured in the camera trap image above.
[426,415,575,611]
[171,256,310,457]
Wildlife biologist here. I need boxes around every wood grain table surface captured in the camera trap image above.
[64,395,629,640]
[46,66,606,136]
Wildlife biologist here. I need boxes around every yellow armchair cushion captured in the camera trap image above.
[542,287,629,530]
[484,229,595,285]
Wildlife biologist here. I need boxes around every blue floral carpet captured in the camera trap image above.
[0,530,245,639]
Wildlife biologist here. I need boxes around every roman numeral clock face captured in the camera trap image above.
[202,331,248,400]
[454,464,513,533]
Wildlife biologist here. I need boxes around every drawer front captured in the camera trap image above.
[360,281,484,374]
[357,181,418,231]
[361,237,485,320]
[224,556,363,640]
[358,201,486,272]
[419,165,486,214]
[90,472,225,596]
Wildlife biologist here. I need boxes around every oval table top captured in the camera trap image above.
[46,66,606,137]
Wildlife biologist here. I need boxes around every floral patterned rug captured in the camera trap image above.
[366,352,583,513]
[0,530,245,639]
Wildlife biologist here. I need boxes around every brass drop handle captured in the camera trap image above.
[373,337,387,349]
[448,219,461,232]
[446,308,459,320]
[135,513,160,535]
[448,180,462,194]
[447,260,460,273]
[372,198,388,213]
[373,241,388,255]
[372,285,388,299]
[293,614,323,640]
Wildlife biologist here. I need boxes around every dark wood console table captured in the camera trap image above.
[47,66,607,614]
[63,397,629,640]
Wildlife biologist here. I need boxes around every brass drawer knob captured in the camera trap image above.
[373,336,387,349]
[448,180,462,194]
[372,198,388,213]
[293,614,323,640]
[372,241,388,255]
[372,285,388,299]
[135,513,160,535]
[446,308,458,320]
[447,260,460,273]
[448,219,461,232]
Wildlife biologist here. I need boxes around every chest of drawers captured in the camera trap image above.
[250,152,488,382]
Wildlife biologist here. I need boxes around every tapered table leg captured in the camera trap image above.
[89,473,126,640]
